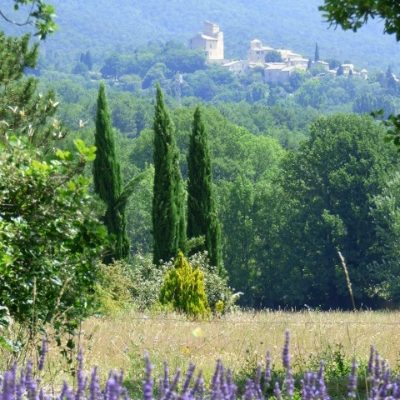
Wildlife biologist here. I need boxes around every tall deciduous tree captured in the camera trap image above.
[187,107,223,274]
[93,82,129,262]
[271,114,399,308]
[152,85,186,264]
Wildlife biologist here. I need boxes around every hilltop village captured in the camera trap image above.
[190,21,369,83]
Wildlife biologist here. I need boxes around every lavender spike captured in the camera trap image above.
[38,338,48,372]
[347,359,357,398]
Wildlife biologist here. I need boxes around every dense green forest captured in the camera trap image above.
[27,45,400,310]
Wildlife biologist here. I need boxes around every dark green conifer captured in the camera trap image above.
[152,85,186,264]
[314,42,320,62]
[93,82,129,261]
[187,107,223,274]
[337,65,345,76]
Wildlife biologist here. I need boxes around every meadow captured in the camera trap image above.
[21,309,395,388]
[3,309,400,399]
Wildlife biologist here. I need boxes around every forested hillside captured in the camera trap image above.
[3,0,400,71]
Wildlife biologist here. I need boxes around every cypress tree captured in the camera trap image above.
[337,65,345,76]
[187,107,223,274]
[93,82,129,262]
[314,42,320,62]
[152,85,186,264]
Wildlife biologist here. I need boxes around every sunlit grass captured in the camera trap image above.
[74,309,400,383]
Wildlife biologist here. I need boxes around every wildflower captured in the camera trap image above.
[282,330,291,370]
[347,359,357,398]
[38,338,48,372]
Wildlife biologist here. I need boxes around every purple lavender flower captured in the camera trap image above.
[25,361,38,400]
[379,367,392,399]
[368,346,375,376]
[282,330,291,370]
[163,362,170,394]
[38,338,48,373]
[347,358,357,398]
[163,369,180,400]
[211,360,222,400]
[104,373,123,400]
[58,381,73,400]
[15,367,26,400]
[301,372,314,400]
[143,353,153,400]
[2,367,16,400]
[285,367,295,399]
[243,379,255,400]
[89,367,101,400]
[190,372,205,400]
[253,364,262,400]
[75,349,86,400]
[274,381,282,400]
[181,363,196,396]
[317,362,329,400]
[264,351,272,387]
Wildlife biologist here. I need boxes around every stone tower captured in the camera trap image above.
[190,21,224,62]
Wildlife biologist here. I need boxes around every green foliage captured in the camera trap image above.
[0,32,66,147]
[95,261,134,315]
[314,42,320,62]
[320,0,400,40]
[1,0,56,39]
[129,254,168,310]
[0,306,14,351]
[0,137,106,342]
[189,252,236,313]
[353,92,395,118]
[265,50,283,63]
[187,107,223,273]
[94,82,137,262]
[152,85,186,264]
[160,251,210,317]
[264,114,399,308]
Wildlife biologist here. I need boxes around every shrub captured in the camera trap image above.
[95,261,134,315]
[159,251,210,317]
[129,254,167,310]
[189,252,237,313]
[0,137,105,348]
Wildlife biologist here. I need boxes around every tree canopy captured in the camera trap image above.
[320,0,400,40]
[0,0,56,39]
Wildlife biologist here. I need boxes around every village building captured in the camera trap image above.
[264,63,296,83]
[316,60,329,71]
[190,21,224,62]
[359,69,369,79]
[190,23,369,83]
[222,60,248,74]
[289,56,309,70]
[340,63,355,75]
[248,39,274,64]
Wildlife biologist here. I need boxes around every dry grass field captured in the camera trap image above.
[69,309,400,382]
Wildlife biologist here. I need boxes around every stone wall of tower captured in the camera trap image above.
[190,22,224,61]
